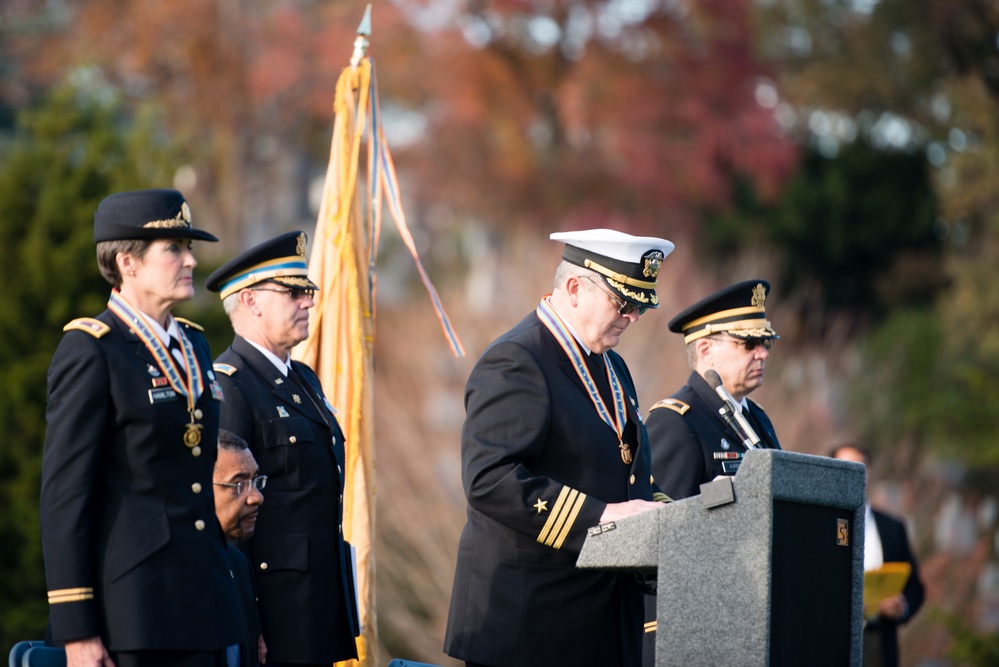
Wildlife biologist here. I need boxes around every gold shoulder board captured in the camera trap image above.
[63,318,110,338]
[175,317,204,332]
[650,398,690,415]
[213,363,237,376]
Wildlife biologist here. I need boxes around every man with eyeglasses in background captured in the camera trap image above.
[214,428,267,667]
[207,232,360,667]
[640,279,782,666]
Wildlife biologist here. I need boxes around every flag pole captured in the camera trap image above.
[350,5,372,69]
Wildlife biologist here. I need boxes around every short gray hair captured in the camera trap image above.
[221,292,241,318]
[553,260,597,291]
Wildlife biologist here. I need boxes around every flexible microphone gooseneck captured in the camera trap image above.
[704,369,761,450]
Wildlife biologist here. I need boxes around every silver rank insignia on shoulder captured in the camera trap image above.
[292,394,302,404]
[277,406,289,418]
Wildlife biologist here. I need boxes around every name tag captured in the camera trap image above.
[148,388,178,404]
[721,460,742,474]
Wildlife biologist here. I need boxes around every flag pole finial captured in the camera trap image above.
[350,4,373,68]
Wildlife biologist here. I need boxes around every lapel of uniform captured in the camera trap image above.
[232,336,323,424]
[746,401,781,450]
[690,371,745,448]
[288,362,339,433]
[115,315,173,394]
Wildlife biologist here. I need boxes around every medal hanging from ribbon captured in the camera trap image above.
[108,290,206,449]
[536,298,632,464]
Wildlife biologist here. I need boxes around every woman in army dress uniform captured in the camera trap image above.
[40,189,240,667]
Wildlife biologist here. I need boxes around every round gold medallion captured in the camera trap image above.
[184,423,203,447]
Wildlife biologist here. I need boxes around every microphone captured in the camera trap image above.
[704,369,761,450]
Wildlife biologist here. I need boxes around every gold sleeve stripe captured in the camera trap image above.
[537,486,587,549]
[644,621,658,633]
[553,492,586,549]
[48,587,94,604]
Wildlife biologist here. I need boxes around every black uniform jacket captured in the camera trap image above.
[641,371,781,667]
[214,336,360,664]
[868,509,925,667]
[227,544,260,667]
[444,311,663,667]
[40,311,240,651]
[645,370,781,501]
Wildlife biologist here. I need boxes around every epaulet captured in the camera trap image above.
[175,317,204,332]
[63,318,110,338]
[213,363,238,376]
[649,398,690,415]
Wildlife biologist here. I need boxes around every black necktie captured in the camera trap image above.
[168,337,186,377]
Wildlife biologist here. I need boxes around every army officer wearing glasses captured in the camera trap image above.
[641,280,782,666]
[645,279,782,499]
[207,232,359,667]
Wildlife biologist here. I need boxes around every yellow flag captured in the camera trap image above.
[293,26,464,666]
[293,58,376,667]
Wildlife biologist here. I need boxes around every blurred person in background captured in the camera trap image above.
[444,229,675,667]
[214,429,267,667]
[832,443,925,667]
[207,232,359,667]
[40,189,239,667]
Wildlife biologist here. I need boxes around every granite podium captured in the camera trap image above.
[577,449,866,667]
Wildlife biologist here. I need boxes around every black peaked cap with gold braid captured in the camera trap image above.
[669,279,779,343]
[551,228,675,308]
[206,230,318,300]
[94,188,218,243]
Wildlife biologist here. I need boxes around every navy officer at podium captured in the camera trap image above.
[444,229,674,667]
[207,232,360,667]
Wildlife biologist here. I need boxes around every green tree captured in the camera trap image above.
[0,79,187,649]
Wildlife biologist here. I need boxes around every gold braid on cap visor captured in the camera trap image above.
[584,258,658,305]
[682,306,773,343]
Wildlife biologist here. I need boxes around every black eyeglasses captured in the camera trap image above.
[213,475,268,496]
[708,336,774,351]
[582,276,649,316]
[251,285,316,300]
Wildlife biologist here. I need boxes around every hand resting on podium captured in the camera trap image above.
[599,499,662,524]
